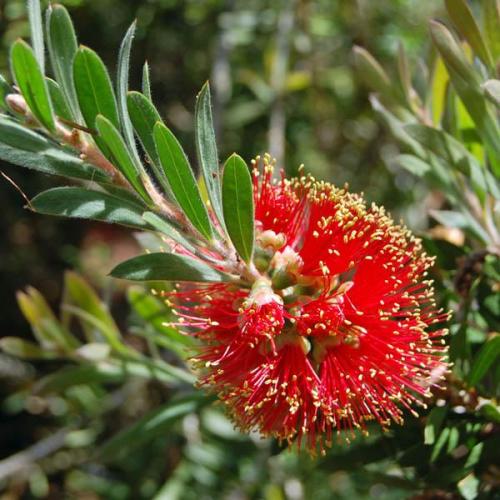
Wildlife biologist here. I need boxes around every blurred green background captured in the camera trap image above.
[5,0,491,499]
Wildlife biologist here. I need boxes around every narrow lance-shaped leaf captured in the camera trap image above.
[142,61,152,100]
[73,46,119,131]
[46,4,79,119]
[10,40,55,132]
[222,153,255,263]
[353,45,399,103]
[95,114,149,201]
[127,92,161,164]
[468,336,500,386]
[0,117,109,181]
[430,56,448,126]
[127,91,173,196]
[429,21,479,86]
[99,395,208,461]
[445,0,494,69]
[64,271,122,342]
[397,42,413,107]
[117,21,143,167]
[28,0,45,71]
[154,121,213,240]
[195,82,225,230]
[110,252,230,283]
[31,186,150,229]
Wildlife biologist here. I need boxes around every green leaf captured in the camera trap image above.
[484,0,500,61]
[154,122,213,239]
[430,21,500,173]
[116,21,142,165]
[95,114,148,200]
[127,91,171,193]
[0,117,109,181]
[397,42,413,108]
[429,21,479,86]
[222,153,254,263]
[46,4,79,119]
[64,271,121,343]
[464,442,484,468]
[430,210,490,242]
[0,115,52,152]
[445,0,494,69]
[353,46,399,102]
[195,82,224,229]
[99,395,208,461]
[10,39,55,132]
[142,211,196,253]
[63,304,127,354]
[46,78,72,121]
[28,0,45,71]
[404,124,496,199]
[430,56,448,126]
[17,287,79,350]
[127,286,194,357]
[0,337,57,360]
[482,79,500,107]
[458,473,479,500]
[110,252,230,283]
[73,46,119,133]
[424,406,448,445]
[395,154,431,177]
[468,335,500,386]
[142,61,151,100]
[31,187,149,229]
[35,361,188,395]
[480,403,500,423]
[431,427,451,462]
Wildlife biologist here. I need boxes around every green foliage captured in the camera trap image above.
[355,0,500,247]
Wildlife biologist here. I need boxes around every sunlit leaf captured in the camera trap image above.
[28,0,45,71]
[154,122,213,239]
[31,186,149,229]
[10,40,55,132]
[46,4,79,119]
[111,252,230,283]
[222,153,255,263]
[73,46,119,132]
[195,82,224,229]
[95,114,148,200]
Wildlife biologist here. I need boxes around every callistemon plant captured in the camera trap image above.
[0,0,449,454]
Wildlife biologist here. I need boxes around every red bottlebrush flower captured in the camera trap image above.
[165,154,449,455]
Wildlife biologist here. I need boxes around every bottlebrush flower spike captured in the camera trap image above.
[163,154,449,455]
